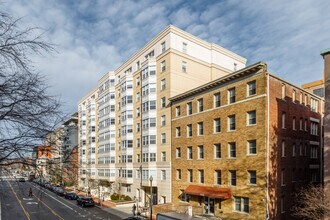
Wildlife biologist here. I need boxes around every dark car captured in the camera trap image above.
[65,192,78,200]
[77,197,95,207]
[18,177,25,182]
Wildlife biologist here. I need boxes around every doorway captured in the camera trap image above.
[204,197,215,215]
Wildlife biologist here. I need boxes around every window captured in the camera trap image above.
[300,118,303,130]
[282,112,286,129]
[292,89,296,102]
[300,92,303,104]
[281,141,286,157]
[182,61,187,73]
[282,84,286,100]
[187,146,192,159]
[161,97,166,108]
[198,145,204,159]
[161,133,166,144]
[229,142,236,158]
[161,115,166,126]
[214,144,221,159]
[187,102,192,115]
[292,144,296,157]
[234,197,249,213]
[161,152,166,161]
[161,170,166,180]
[311,146,318,159]
[198,99,203,112]
[182,42,187,53]
[228,88,236,104]
[136,61,140,70]
[197,122,204,136]
[176,106,181,117]
[228,115,236,131]
[305,94,308,106]
[247,110,256,125]
[311,122,318,135]
[292,117,296,130]
[176,147,181,158]
[248,170,257,184]
[161,61,166,72]
[305,119,308,131]
[214,92,221,107]
[229,170,237,186]
[161,79,166,90]
[214,118,221,133]
[247,81,256,96]
[199,170,204,183]
[188,169,193,182]
[176,127,181,137]
[161,41,166,53]
[281,196,285,213]
[233,63,237,71]
[177,169,181,180]
[281,169,285,186]
[215,170,221,185]
[248,140,257,155]
[187,124,192,137]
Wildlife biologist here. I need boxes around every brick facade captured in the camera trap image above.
[170,62,323,219]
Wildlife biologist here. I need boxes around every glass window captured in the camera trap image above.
[248,170,257,184]
[182,61,187,73]
[229,142,236,158]
[176,106,181,117]
[176,127,181,137]
[187,147,192,159]
[215,170,221,185]
[161,97,166,108]
[198,122,203,135]
[228,88,236,104]
[198,99,203,112]
[247,81,256,96]
[214,118,221,133]
[228,115,236,131]
[161,79,166,90]
[198,145,204,159]
[248,140,257,155]
[199,170,204,183]
[214,144,221,159]
[187,124,192,137]
[182,42,187,53]
[161,60,166,72]
[161,133,166,144]
[247,110,256,125]
[188,169,193,182]
[161,41,166,53]
[187,102,192,115]
[176,147,181,158]
[229,170,236,186]
[214,92,221,107]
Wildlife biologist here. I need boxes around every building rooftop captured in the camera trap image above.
[321,48,330,56]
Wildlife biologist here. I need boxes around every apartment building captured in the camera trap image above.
[301,79,324,97]
[78,88,98,193]
[170,62,323,219]
[77,25,247,204]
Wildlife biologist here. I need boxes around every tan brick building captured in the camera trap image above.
[170,62,323,219]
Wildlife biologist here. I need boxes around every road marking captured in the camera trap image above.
[6,180,30,220]
[33,195,65,220]
[30,184,73,210]
[26,202,38,205]
[23,198,33,201]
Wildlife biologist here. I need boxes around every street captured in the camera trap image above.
[0,179,123,220]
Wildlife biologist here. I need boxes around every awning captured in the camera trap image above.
[185,185,231,199]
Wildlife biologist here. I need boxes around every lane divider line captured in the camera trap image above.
[33,195,64,220]
[30,184,73,210]
[6,180,30,220]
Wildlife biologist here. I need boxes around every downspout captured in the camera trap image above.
[266,68,270,220]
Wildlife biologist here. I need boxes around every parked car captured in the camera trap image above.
[55,187,66,196]
[77,197,95,207]
[18,177,25,182]
[65,192,78,200]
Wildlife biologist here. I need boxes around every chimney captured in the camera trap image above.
[321,48,330,188]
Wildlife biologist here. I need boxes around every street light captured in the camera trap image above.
[149,175,153,220]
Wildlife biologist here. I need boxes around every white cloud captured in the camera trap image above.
[2,0,329,113]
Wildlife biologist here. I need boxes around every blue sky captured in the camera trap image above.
[3,0,329,113]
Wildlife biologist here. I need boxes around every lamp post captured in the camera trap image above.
[149,175,153,220]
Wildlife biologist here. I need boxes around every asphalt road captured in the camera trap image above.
[0,179,123,220]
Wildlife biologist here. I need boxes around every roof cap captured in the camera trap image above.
[320,48,330,56]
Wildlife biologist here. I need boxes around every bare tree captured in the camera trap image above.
[0,11,62,168]
[292,185,330,220]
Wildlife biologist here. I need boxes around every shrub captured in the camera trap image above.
[124,195,132,201]
[111,193,119,200]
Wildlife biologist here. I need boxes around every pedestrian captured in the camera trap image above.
[28,187,33,197]
[132,203,136,216]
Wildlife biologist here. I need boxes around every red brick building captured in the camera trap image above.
[170,62,323,219]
